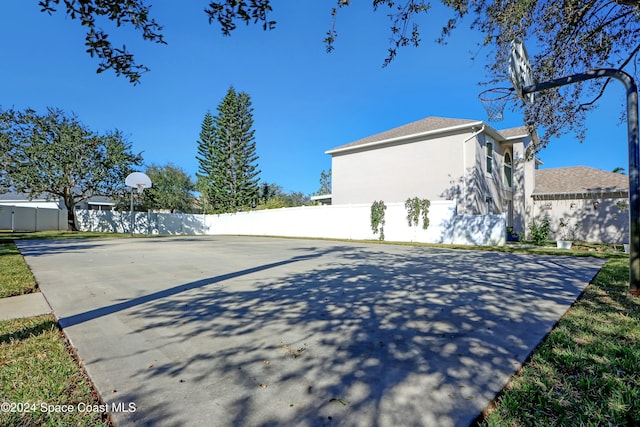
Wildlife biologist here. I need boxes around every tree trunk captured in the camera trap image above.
[64,194,78,231]
[67,207,78,231]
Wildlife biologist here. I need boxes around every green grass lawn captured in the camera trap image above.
[0,231,131,298]
[0,242,37,298]
[0,230,132,244]
[0,315,110,427]
[0,231,638,425]
[480,255,640,426]
[0,232,117,427]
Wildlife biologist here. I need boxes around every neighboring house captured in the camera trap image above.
[325,116,538,236]
[79,196,116,211]
[0,192,67,231]
[310,194,332,205]
[0,192,65,209]
[531,166,629,243]
[0,192,115,211]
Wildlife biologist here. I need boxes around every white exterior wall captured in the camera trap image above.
[511,142,532,236]
[532,197,629,244]
[331,131,468,205]
[330,129,529,235]
[76,203,507,246]
[472,134,529,220]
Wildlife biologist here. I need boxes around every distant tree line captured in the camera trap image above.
[0,87,325,230]
[255,182,311,209]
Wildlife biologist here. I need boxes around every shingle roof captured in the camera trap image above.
[534,166,628,195]
[326,117,533,154]
[326,117,482,153]
[499,126,529,139]
[87,195,115,205]
[0,191,114,204]
[0,191,53,201]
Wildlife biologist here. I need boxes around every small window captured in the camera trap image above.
[504,152,512,187]
[486,141,493,174]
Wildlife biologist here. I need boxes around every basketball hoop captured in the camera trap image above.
[478,87,514,122]
[478,35,640,294]
[479,38,534,122]
[125,172,152,236]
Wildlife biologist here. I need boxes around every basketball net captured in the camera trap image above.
[478,88,514,122]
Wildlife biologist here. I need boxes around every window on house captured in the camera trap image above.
[504,152,512,187]
[486,140,493,174]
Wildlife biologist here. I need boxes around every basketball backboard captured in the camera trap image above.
[125,172,152,194]
[508,38,535,104]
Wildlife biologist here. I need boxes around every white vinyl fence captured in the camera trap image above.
[76,201,507,246]
[76,209,208,235]
[0,205,67,232]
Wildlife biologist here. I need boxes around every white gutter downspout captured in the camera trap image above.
[462,125,485,214]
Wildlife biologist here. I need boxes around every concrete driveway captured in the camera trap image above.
[17,236,605,426]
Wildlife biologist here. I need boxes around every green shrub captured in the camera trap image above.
[529,214,551,245]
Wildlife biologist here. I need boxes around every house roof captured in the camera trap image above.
[86,195,116,205]
[499,126,530,140]
[325,116,532,154]
[0,191,54,202]
[533,166,629,198]
[0,191,114,204]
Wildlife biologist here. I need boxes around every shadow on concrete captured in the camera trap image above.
[75,244,602,426]
[15,239,108,257]
[57,252,324,328]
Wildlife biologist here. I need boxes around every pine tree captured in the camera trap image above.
[196,87,261,213]
[195,111,216,213]
[233,91,260,209]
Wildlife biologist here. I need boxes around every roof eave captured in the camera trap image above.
[325,120,485,155]
[310,194,332,201]
[532,189,629,200]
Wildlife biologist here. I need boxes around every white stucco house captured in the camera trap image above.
[325,116,630,244]
[326,116,538,237]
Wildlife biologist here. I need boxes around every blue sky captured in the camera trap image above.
[0,2,630,195]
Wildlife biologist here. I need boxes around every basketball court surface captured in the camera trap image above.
[17,236,605,426]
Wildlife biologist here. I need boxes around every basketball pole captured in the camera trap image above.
[130,187,134,237]
[521,68,639,295]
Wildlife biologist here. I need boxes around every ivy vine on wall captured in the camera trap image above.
[370,200,387,240]
[404,197,431,230]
